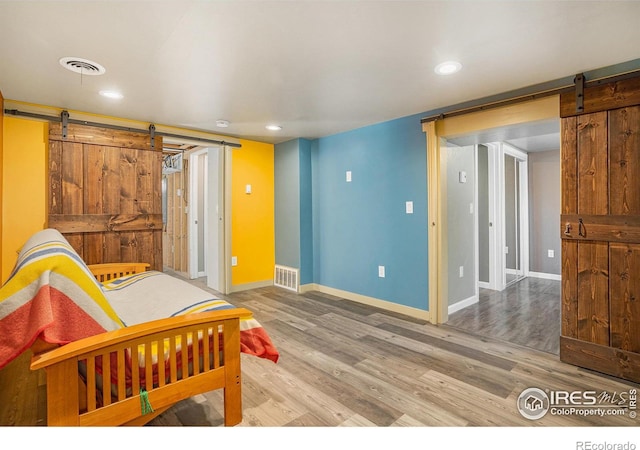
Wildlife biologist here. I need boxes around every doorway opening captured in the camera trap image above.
[162,142,231,294]
[434,116,562,355]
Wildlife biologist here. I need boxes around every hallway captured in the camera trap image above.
[446,277,561,355]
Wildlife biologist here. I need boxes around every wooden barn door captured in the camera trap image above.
[48,123,163,271]
[560,75,640,382]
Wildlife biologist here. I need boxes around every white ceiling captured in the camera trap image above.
[0,1,639,146]
[446,118,561,152]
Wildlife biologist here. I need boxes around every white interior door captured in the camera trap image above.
[205,147,222,291]
[500,143,529,289]
[189,150,207,279]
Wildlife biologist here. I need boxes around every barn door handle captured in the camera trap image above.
[578,218,586,237]
[564,223,572,235]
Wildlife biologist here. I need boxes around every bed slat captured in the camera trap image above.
[117,349,126,401]
[86,357,96,411]
[181,332,189,380]
[144,342,153,390]
[203,327,210,371]
[157,339,166,388]
[102,353,111,406]
[131,345,140,395]
[192,328,200,376]
[213,325,220,368]
[169,336,177,383]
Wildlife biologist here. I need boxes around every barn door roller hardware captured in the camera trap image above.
[61,110,69,139]
[574,73,585,114]
[149,124,156,149]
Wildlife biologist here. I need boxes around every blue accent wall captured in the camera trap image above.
[311,113,429,310]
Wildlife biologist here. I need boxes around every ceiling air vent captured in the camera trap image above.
[59,57,106,75]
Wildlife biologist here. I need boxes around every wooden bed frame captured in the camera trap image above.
[29,263,249,426]
[87,262,151,283]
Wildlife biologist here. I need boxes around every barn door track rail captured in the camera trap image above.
[3,108,242,149]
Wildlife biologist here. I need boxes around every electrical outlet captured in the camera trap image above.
[459,266,464,278]
[548,249,555,258]
[346,171,352,182]
[378,265,385,278]
[231,256,238,266]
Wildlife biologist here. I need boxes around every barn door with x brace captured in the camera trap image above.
[560,74,640,383]
[48,122,163,271]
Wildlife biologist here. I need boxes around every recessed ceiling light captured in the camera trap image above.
[216,120,230,128]
[434,61,462,75]
[59,57,106,75]
[265,124,282,131]
[99,90,123,99]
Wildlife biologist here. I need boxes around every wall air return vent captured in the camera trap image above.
[59,57,106,75]
[274,265,299,293]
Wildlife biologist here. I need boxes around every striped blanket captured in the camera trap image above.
[0,229,279,371]
[0,229,123,370]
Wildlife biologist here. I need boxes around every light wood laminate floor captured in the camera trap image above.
[446,277,561,355]
[1,276,637,428]
[147,278,636,427]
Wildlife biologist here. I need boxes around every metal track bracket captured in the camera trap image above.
[574,73,585,113]
[61,110,69,139]
[149,124,156,148]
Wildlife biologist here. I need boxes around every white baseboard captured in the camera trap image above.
[478,281,490,289]
[301,283,432,322]
[527,271,561,281]
[506,268,523,276]
[448,295,478,315]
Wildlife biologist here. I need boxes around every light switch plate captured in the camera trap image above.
[378,265,385,278]
[406,201,413,214]
[346,171,352,182]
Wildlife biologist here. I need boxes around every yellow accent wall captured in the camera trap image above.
[2,117,48,283]
[0,90,4,278]
[0,107,276,288]
[231,139,275,286]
